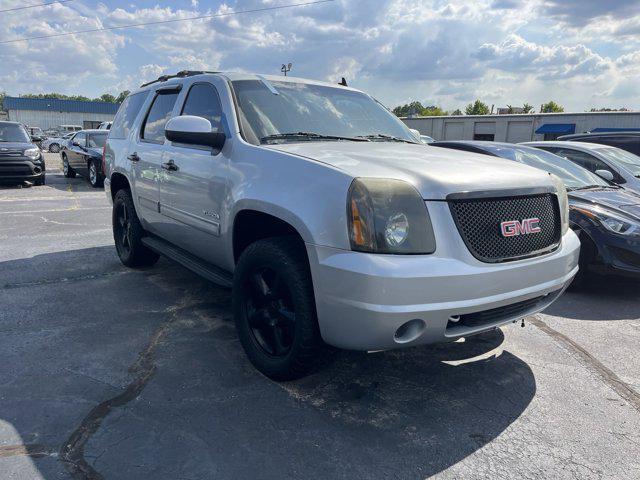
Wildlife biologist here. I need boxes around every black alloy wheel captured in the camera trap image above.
[243,267,296,357]
[114,199,132,258]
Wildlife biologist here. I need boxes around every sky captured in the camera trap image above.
[1,0,640,112]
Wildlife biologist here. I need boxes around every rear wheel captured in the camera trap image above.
[88,159,104,188]
[62,155,76,178]
[112,189,159,268]
[49,143,60,153]
[233,236,324,381]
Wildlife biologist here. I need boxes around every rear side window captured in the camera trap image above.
[584,135,640,155]
[141,92,179,144]
[180,83,224,132]
[110,92,148,139]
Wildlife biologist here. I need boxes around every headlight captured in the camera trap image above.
[347,178,436,254]
[571,203,640,236]
[550,174,569,235]
[24,148,41,160]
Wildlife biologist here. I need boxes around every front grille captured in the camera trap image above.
[449,193,561,263]
[0,148,25,158]
[0,163,32,176]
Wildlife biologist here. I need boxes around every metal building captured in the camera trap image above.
[402,111,640,143]
[3,97,120,130]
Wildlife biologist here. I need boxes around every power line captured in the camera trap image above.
[0,0,334,45]
[0,0,74,14]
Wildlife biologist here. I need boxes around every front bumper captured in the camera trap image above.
[307,225,580,351]
[580,225,640,278]
[0,159,45,182]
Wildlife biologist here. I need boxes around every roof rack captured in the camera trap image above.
[140,70,219,88]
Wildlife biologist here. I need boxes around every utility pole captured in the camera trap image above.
[281,63,292,76]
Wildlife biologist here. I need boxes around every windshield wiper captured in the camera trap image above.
[356,134,416,144]
[569,184,610,191]
[260,132,369,143]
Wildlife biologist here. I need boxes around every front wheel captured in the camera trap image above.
[233,236,324,381]
[62,155,76,178]
[112,189,159,268]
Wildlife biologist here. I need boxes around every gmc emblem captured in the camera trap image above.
[501,218,541,237]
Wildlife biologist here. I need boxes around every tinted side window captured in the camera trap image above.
[73,132,86,146]
[556,149,618,179]
[592,136,640,155]
[181,83,224,132]
[142,92,179,144]
[110,92,148,139]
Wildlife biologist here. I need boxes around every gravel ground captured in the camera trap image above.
[0,152,639,480]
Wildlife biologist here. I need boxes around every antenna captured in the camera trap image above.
[281,63,292,76]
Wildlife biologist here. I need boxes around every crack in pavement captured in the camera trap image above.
[2,270,129,290]
[59,292,210,480]
[0,444,57,459]
[530,315,640,415]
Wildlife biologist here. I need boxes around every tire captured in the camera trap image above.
[62,155,76,178]
[34,175,46,186]
[49,143,60,153]
[88,159,104,188]
[112,189,159,268]
[233,236,324,381]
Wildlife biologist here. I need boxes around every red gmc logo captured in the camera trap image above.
[501,218,541,237]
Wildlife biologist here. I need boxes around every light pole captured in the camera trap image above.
[281,63,292,76]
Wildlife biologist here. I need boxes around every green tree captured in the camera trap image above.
[98,93,116,103]
[506,104,515,114]
[115,90,130,103]
[465,99,490,115]
[540,101,564,113]
[450,108,463,116]
[393,101,425,117]
[422,105,448,116]
[0,91,5,112]
[522,103,534,114]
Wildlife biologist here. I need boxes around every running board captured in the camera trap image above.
[142,236,233,288]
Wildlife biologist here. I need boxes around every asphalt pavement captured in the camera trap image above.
[0,153,639,479]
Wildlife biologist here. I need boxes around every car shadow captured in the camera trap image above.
[544,275,640,320]
[0,246,536,479]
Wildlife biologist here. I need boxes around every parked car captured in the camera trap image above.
[42,132,74,153]
[0,121,46,186]
[98,121,112,130]
[558,131,640,155]
[25,126,45,146]
[57,124,83,133]
[524,141,640,194]
[104,71,579,380]
[432,141,640,282]
[61,129,108,187]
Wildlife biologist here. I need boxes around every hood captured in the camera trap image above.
[569,188,640,220]
[266,142,554,199]
[0,142,34,151]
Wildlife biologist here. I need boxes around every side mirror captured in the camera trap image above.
[409,128,421,142]
[165,115,226,150]
[595,169,614,182]
[72,141,81,147]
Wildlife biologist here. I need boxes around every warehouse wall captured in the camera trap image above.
[403,112,640,142]
[7,110,115,130]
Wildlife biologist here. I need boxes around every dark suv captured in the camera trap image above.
[558,132,640,155]
[0,121,46,186]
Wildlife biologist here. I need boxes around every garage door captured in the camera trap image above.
[444,122,465,140]
[474,122,496,141]
[506,121,533,143]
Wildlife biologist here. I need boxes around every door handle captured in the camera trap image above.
[162,159,178,171]
[127,152,140,162]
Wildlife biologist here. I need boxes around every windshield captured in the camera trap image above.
[596,147,640,176]
[231,79,416,145]
[88,133,108,148]
[484,144,610,189]
[0,123,31,143]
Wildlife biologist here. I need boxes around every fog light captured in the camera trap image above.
[394,319,425,344]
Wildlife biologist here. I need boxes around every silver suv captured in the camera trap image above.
[104,71,580,380]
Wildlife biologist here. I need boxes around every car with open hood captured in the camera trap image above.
[0,121,46,186]
[103,71,579,380]
[432,141,640,282]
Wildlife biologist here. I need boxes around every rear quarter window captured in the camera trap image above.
[110,91,149,139]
